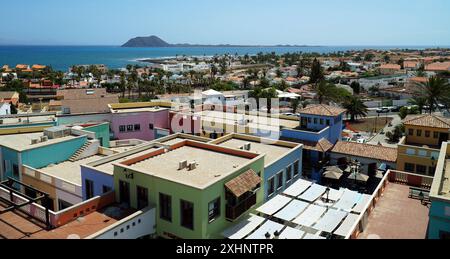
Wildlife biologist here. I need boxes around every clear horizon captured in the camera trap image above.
[1,0,450,46]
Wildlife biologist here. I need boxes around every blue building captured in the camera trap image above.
[280,104,346,180]
[210,133,303,201]
[428,141,450,239]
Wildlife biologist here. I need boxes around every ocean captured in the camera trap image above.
[0,45,444,71]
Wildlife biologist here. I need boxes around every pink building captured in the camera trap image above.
[111,106,170,141]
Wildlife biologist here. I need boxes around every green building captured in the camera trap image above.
[113,140,265,239]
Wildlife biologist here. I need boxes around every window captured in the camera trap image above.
[180,200,194,230]
[85,179,94,199]
[276,172,283,190]
[417,130,422,137]
[102,185,112,194]
[159,193,172,222]
[416,165,427,175]
[429,167,436,176]
[149,124,154,130]
[134,124,141,131]
[208,198,220,223]
[326,119,330,126]
[320,119,324,125]
[418,150,428,157]
[425,131,430,138]
[307,118,312,123]
[119,125,126,133]
[293,161,300,177]
[406,149,416,155]
[268,177,275,196]
[408,129,414,136]
[127,125,134,132]
[12,164,19,178]
[314,118,318,124]
[286,166,292,183]
[137,186,149,210]
[434,132,439,139]
[404,163,415,173]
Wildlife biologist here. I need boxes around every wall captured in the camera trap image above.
[111,110,169,141]
[21,136,87,169]
[405,125,449,147]
[281,127,329,143]
[84,123,111,147]
[113,156,265,239]
[57,113,112,126]
[428,200,450,239]
[397,142,440,176]
[81,165,114,201]
[1,146,20,181]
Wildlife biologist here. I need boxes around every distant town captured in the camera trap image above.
[0,46,450,240]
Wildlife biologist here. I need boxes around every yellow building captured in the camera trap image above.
[397,114,450,176]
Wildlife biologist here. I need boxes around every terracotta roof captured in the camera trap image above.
[408,77,428,83]
[0,91,19,100]
[403,114,450,129]
[425,62,450,72]
[15,64,29,70]
[278,137,333,152]
[331,141,398,163]
[225,169,261,198]
[404,61,419,68]
[379,64,401,70]
[299,104,346,117]
[32,64,46,70]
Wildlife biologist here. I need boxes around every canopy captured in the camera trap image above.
[299,184,327,202]
[246,220,285,240]
[313,209,348,233]
[334,213,360,238]
[278,227,305,239]
[333,189,362,211]
[352,194,372,214]
[222,214,266,239]
[273,200,309,222]
[324,166,344,174]
[256,195,292,216]
[293,204,327,227]
[283,179,313,197]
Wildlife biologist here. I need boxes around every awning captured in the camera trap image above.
[347,172,369,183]
[256,195,292,216]
[324,166,344,174]
[225,169,261,198]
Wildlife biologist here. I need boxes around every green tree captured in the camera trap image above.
[10,102,18,114]
[364,53,375,61]
[414,76,450,114]
[350,81,361,94]
[291,98,300,113]
[343,96,368,121]
[408,96,427,114]
[309,58,324,84]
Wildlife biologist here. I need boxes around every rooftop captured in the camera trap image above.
[39,155,107,185]
[0,132,79,152]
[358,183,429,239]
[404,114,450,129]
[331,141,398,163]
[298,104,346,117]
[0,203,131,239]
[212,134,301,166]
[120,141,260,189]
[92,148,159,175]
[111,106,169,114]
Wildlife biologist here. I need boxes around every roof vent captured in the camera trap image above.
[40,136,48,142]
[178,160,188,170]
[31,138,39,145]
[244,143,251,151]
[188,162,197,171]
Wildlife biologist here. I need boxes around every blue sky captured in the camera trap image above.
[1,0,450,46]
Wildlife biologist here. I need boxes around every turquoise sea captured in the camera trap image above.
[0,45,445,71]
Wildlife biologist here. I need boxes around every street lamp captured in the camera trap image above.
[325,186,331,204]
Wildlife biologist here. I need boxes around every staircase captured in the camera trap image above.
[69,142,92,162]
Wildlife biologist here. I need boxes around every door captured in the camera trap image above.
[136,186,149,210]
[119,181,130,207]
[301,117,308,129]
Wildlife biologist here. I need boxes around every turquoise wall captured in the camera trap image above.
[1,147,20,181]
[21,136,87,169]
[428,199,450,239]
[84,123,110,147]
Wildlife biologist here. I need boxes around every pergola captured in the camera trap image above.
[0,177,52,229]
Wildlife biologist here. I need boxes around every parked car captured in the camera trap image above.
[376,107,390,113]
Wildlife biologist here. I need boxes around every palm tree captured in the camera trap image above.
[291,98,300,113]
[343,96,368,122]
[119,72,126,98]
[314,81,335,104]
[414,76,450,114]
[409,96,427,114]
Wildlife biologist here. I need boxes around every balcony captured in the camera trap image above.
[226,193,257,221]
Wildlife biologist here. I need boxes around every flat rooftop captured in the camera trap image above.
[39,155,106,185]
[215,138,295,166]
[123,142,257,189]
[111,107,168,114]
[0,132,79,152]
[93,148,160,175]
[0,203,132,239]
[358,183,429,239]
[0,115,55,126]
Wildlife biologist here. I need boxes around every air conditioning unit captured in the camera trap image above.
[31,138,39,145]
[188,162,197,171]
[40,136,48,142]
[178,160,188,170]
[245,143,251,151]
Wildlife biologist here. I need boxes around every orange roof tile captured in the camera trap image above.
[331,141,398,163]
[403,114,450,129]
[225,169,261,198]
[299,104,346,117]
[379,64,401,70]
